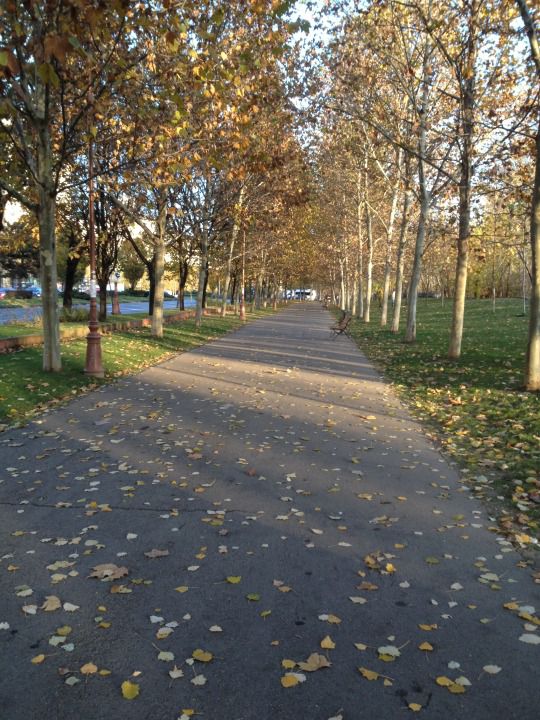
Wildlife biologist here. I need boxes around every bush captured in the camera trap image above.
[60,307,89,322]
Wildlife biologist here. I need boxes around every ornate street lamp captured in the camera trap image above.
[112,271,121,315]
[84,86,104,378]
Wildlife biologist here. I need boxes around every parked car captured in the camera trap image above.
[23,285,42,297]
[0,287,14,300]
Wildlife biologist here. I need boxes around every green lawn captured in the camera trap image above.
[346,298,540,542]
[0,312,266,428]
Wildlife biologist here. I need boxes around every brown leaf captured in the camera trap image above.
[89,563,128,581]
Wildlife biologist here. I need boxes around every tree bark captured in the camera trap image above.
[37,125,61,372]
[151,197,167,338]
[195,231,208,328]
[381,150,402,326]
[448,4,477,359]
[63,241,79,311]
[525,125,540,390]
[391,155,413,334]
[98,281,108,322]
[405,50,431,344]
[363,153,374,323]
[515,0,540,389]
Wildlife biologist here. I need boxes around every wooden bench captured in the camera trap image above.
[330,313,352,338]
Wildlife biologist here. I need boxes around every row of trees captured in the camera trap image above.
[0,0,310,370]
[1,0,538,389]
[303,0,540,390]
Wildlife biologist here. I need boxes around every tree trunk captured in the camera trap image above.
[405,55,431,344]
[195,232,208,328]
[98,281,107,322]
[37,136,61,372]
[177,261,189,311]
[381,150,402,326]
[525,120,540,389]
[151,198,167,338]
[363,169,374,322]
[356,171,364,319]
[147,255,156,316]
[63,251,79,310]
[516,0,540,389]
[391,156,413,334]
[448,10,477,359]
[202,259,210,309]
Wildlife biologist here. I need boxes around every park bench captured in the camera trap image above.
[330,312,352,338]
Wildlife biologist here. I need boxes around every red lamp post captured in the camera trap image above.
[112,271,121,315]
[84,87,104,378]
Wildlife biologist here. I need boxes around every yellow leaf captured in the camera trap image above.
[385,563,396,573]
[80,662,98,675]
[378,654,395,662]
[320,635,335,649]
[121,680,140,699]
[436,676,453,687]
[31,654,45,664]
[56,625,72,637]
[98,669,112,676]
[418,642,433,651]
[503,602,519,611]
[448,683,466,694]
[175,586,189,593]
[327,614,341,624]
[354,643,367,651]
[281,674,299,688]
[418,624,438,631]
[226,576,241,584]
[282,659,296,669]
[359,667,379,681]
[409,703,422,712]
[192,649,213,663]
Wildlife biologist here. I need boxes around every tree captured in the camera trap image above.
[0,1,144,370]
[515,0,540,390]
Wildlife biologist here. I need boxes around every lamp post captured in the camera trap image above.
[84,85,104,378]
[112,271,121,315]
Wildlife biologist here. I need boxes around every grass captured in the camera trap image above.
[0,310,272,428]
[0,307,190,339]
[345,298,540,543]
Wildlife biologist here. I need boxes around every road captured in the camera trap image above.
[0,304,538,719]
[0,298,195,326]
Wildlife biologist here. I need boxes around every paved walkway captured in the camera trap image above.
[1,304,538,719]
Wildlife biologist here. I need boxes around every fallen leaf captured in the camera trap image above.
[169,666,184,679]
[158,651,175,662]
[519,634,540,645]
[408,703,422,712]
[80,662,98,675]
[121,680,140,699]
[191,674,207,686]
[281,674,299,688]
[41,596,61,611]
[31,654,46,664]
[320,635,335,650]
[298,653,331,672]
[90,564,128,581]
[226,576,241,584]
[359,667,379,681]
[192,649,213,663]
[483,665,502,674]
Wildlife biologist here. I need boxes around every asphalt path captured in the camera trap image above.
[0,304,538,720]
[0,299,193,325]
